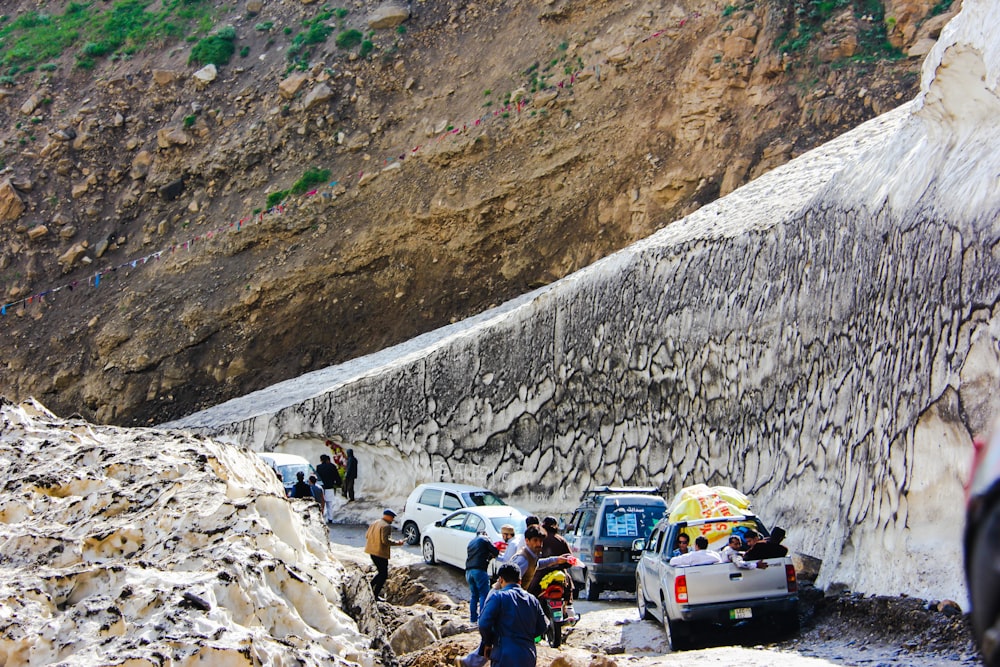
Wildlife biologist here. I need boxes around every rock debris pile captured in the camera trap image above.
[0,399,372,666]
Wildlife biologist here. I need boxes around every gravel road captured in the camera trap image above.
[329,523,982,666]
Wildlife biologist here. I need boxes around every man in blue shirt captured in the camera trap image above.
[478,563,547,667]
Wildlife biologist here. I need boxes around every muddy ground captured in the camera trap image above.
[329,524,982,666]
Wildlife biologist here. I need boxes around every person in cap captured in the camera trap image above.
[365,509,404,600]
[496,524,517,563]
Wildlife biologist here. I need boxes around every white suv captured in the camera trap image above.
[400,483,509,545]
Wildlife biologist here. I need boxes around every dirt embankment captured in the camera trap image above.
[0,0,955,425]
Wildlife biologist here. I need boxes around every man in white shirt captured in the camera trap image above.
[496,524,518,563]
[501,515,539,563]
[669,536,722,567]
[721,534,768,570]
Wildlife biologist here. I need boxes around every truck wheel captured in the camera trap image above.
[585,576,601,602]
[636,577,651,621]
[779,611,800,636]
[661,597,690,651]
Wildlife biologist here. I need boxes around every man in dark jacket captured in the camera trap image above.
[466,530,500,622]
[290,471,312,500]
[744,527,789,560]
[315,454,341,523]
[343,449,358,501]
[479,563,547,667]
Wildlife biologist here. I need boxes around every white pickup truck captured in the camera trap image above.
[634,514,799,651]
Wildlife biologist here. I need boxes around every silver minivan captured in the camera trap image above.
[565,486,667,601]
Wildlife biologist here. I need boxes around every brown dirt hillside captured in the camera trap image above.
[0,0,958,425]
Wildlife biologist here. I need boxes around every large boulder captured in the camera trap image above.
[368,2,409,29]
[0,179,25,222]
[279,72,310,99]
[303,83,334,110]
[387,614,439,655]
[884,0,936,49]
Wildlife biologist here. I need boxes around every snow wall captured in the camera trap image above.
[167,1,1000,604]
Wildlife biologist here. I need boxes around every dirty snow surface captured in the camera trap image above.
[0,399,372,666]
[0,400,982,666]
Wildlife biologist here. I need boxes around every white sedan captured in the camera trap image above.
[421,506,527,569]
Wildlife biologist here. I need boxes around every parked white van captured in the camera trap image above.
[259,453,315,497]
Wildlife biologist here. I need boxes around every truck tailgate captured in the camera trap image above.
[682,560,791,605]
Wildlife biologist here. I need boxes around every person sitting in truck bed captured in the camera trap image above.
[669,536,722,567]
[743,528,788,560]
[722,534,769,570]
[671,533,691,557]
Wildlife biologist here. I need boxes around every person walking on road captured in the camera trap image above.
[466,530,500,623]
[315,454,342,523]
[478,563,547,667]
[365,509,403,600]
[343,449,358,501]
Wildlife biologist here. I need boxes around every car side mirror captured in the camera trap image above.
[632,538,645,551]
[435,520,444,527]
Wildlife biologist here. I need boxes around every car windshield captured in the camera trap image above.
[278,464,313,485]
[489,516,526,533]
[601,503,666,538]
[465,491,506,506]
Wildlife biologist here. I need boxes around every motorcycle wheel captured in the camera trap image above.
[547,614,562,648]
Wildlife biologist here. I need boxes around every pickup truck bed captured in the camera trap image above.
[636,515,799,651]
[671,559,798,622]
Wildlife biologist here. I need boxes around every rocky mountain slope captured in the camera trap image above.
[0,0,955,425]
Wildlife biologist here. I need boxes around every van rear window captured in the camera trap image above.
[602,504,665,538]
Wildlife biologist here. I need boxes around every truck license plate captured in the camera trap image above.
[729,607,752,620]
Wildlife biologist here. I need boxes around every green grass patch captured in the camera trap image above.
[266,190,289,208]
[930,0,953,15]
[188,25,236,66]
[0,0,219,69]
[335,28,362,49]
[286,9,335,64]
[290,167,331,195]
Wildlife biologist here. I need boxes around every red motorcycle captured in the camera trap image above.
[537,569,578,648]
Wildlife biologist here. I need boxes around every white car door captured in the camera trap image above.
[437,511,472,567]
